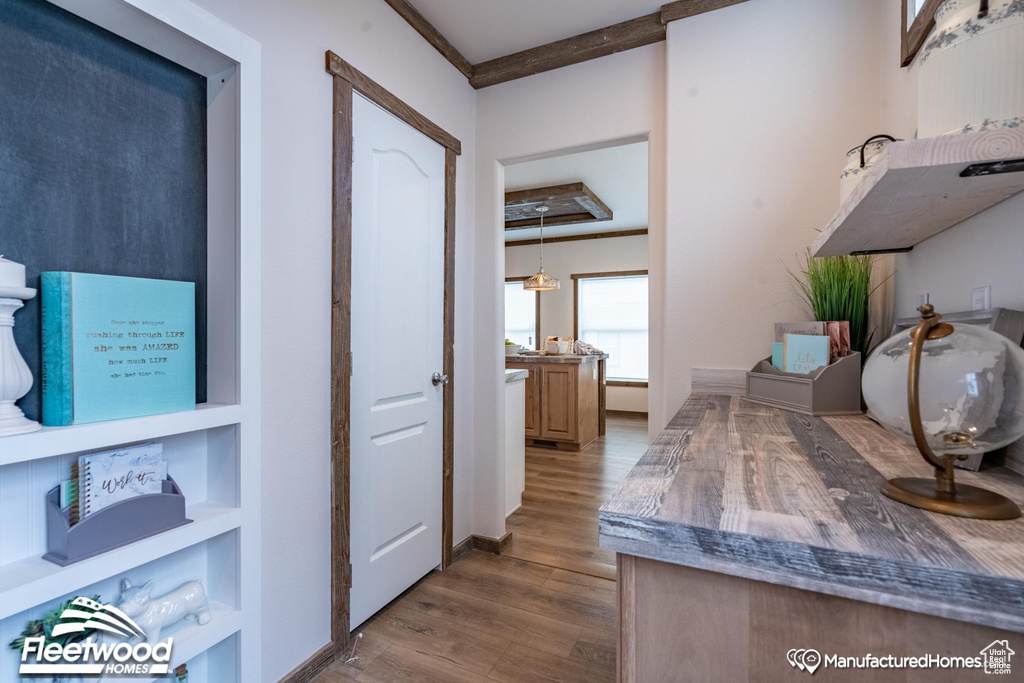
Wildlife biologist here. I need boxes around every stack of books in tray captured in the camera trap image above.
[771,321,851,375]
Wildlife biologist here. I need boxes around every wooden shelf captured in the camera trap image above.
[812,129,1024,257]
[0,403,242,467]
[0,504,242,620]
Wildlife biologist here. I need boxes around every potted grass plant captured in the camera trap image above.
[789,250,876,356]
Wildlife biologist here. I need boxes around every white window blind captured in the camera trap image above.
[577,275,648,382]
[914,0,927,15]
[505,281,536,348]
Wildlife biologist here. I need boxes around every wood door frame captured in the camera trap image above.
[505,275,542,350]
[572,269,649,387]
[900,0,941,67]
[325,50,460,657]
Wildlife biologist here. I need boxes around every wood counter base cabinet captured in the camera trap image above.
[508,361,599,451]
[617,554,1019,682]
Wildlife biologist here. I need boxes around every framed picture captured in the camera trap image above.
[901,0,942,66]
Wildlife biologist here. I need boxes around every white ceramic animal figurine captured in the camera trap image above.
[117,579,211,645]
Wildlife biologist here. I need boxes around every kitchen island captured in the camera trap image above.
[506,353,608,450]
[600,394,1024,682]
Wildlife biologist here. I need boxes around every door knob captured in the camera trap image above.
[432,372,449,386]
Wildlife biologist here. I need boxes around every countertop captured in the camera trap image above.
[505,353,608,364]
[599,394,1024,633]
[504,368,528,383]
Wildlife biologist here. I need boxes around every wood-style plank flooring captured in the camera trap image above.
[313,414,648,682]
[505,414,649,580]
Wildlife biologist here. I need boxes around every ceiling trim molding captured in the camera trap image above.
[505,228,648,247]
[383,0,752,89]
[381,0,474,78]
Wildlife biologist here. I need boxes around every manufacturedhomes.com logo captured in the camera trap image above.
[787,641,1015,676]
[18,597,173,676]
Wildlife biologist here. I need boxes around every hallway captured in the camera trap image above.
[315,414,649,682]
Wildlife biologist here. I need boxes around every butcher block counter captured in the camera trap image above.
[600,394,1024,682]
[506,353,608,450]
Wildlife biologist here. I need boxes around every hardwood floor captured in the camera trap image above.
[505,414,648,580]
[314,414,648,683]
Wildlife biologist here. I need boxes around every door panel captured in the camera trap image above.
[350,93,445,628]
[541,366,576,440]
[524,366,540,438]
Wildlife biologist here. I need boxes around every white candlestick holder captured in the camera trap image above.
[0,285,41,436]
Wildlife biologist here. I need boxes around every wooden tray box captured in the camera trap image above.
[745,352,862,416]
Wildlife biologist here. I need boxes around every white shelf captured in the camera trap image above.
[812,128,1024,257]
[147,604,242,680]
[0,504,242,620]
[0,403,242,467]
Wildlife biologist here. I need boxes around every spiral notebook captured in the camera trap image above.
[70,443,167,524]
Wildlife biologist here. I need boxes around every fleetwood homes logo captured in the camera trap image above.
[18,596,173,676]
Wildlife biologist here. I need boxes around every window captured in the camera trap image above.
[574,272,648,383]
[505,279,538,349]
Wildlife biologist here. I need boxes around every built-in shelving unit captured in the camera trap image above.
[0,2,261,682]
[0,403,243,467]
[813,129,1024,257]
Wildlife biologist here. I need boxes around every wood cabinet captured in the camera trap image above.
[507,359,599,450]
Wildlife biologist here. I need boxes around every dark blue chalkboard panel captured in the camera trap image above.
[0,0,207,422]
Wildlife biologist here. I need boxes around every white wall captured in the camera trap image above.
[181,0,477,679]
[476,43,667,538]
[661,0,887,419]
[505,235,649,412]
[879,1,1024,318]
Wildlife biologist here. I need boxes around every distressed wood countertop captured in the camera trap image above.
[599,394,1024,633]
[505,353,607,364]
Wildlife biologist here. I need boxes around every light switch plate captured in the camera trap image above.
[971,285,991,311]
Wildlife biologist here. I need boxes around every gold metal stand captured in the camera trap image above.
[880,305,1021,520]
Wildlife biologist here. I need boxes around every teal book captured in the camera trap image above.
[41,273,196,426]
[771,342,784,371]
[783,334,830,375]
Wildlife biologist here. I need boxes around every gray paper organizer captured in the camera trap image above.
[745,352,862,416]
[43,476,192,567]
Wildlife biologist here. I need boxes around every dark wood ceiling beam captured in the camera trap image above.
[659,0,752,24]
[469,12,665,90]
[381,0,473,79]
[505,228,649,247]
[381,0,755,90]
[505,182,613,229]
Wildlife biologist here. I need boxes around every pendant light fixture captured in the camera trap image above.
[523,205,560,291]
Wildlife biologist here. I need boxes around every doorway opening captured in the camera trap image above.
[500,138,651,578]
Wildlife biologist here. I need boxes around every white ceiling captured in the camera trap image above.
[504,141,649,243]
[405,0,666,64]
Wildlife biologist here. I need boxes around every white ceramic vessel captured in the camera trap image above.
[839,136,897,204]
[545,340,570,354]
[918,0,1024,138]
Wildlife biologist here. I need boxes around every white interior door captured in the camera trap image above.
[350,93,445,628]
